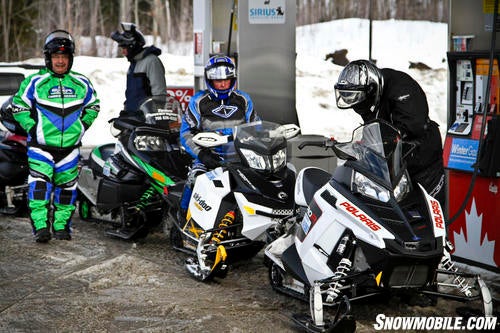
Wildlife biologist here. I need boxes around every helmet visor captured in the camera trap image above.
[206,65,235,80]
[335,88,367,109]
[111,31,134,47]
[121,22,135,32]
[45,31,73,45]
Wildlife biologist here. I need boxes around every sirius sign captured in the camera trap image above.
[248,0,286,24]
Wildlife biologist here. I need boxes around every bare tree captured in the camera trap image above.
[1,0,13,61]
[1,0,449,61]
[89,0,100,56]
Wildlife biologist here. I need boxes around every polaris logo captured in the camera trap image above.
[430,199,444,229]
[339,201,381,231]
[192,192,212,211]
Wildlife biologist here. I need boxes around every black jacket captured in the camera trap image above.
[362,68,444,188]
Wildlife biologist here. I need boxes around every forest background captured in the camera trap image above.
[1,0,449,62]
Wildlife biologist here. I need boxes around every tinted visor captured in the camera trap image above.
[334,62,370,108]
[335,88,368,109]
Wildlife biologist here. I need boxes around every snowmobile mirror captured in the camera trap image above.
[193,132,230,148]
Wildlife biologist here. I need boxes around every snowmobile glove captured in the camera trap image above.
[198,148,222,169]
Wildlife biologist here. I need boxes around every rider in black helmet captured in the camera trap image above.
[11,29,100,242]
[43,30,75,76]
[111,22,167,117]
[335,59,445,209]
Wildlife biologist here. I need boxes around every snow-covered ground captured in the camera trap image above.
[2,18,449,146]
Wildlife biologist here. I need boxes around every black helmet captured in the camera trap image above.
[204,55,237,100]
[334,60,384,115]
[43,30,75,74]
[111,22,146,59]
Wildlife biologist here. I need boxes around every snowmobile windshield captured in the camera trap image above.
[336,120,404,186]
[138,96,181,130]
[230,121,288,173]
[131,97,183,152]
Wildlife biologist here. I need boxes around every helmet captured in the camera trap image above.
[111,22,145,59]
[204,55,237,100]
[334,60,384,115]
[43,30,75,73]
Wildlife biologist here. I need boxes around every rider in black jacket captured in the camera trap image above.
[334,59,445,209]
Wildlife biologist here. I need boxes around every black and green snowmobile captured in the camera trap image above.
[77,96,191,240]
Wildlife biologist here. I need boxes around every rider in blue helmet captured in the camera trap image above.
[178,55,260,216]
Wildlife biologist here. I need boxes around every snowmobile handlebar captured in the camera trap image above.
[110,117,144,132]
[134,126,175,138]
[298,137,336,150]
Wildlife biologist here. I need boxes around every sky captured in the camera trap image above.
[1,18,449,147]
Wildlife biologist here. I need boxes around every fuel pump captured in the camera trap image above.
[444,0,500,272]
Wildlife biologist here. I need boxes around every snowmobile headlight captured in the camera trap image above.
[240,148,266,170]
[272,148,287,170]
[352,171,390,202]
[134,135,166,151]
[393,172,411,202]
[240,148,286,172]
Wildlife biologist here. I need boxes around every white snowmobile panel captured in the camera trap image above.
[234,192,277,240]
[296,216,345,284]
[189,167,231,230]
[419,184,446,240]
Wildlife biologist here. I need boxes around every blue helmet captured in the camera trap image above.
[204,55,237,100]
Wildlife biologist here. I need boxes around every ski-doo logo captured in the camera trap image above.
[192,192,212,211]
[430,199,444,229]
[339,201,380,231]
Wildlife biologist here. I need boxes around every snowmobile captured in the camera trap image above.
[264,120,494,332]
[77,96,191,240]
[0,97,29,215]
[165,120,300,281]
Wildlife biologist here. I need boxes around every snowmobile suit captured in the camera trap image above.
[124,45,166,113]
[179,89,259,210]
[181,89,258,158]
[12,68,99,234]
[363,68,445,207]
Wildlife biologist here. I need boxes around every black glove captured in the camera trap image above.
[198,148,222,169]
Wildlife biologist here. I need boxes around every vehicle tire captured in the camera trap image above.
[78,196,92,221]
